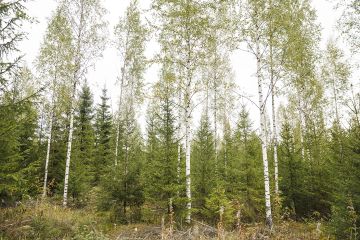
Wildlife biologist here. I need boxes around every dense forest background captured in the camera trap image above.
[1,0,360,239]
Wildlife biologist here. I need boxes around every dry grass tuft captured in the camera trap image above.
[0,200,109,240]
[0,202,334,239]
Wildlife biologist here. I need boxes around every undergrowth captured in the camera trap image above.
[0,201,334,239]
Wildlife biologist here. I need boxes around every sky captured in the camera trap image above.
[20,0,344,133]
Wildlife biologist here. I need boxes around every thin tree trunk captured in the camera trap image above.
[177,143,181,182]
[332,77,339,123]
[298,93,305,161]
[114,23,130,166]
[43,73,57,198]
[213,34,218,174]
[185,90,191,224]
[63,0,84,207]
[63,82,76,207]
[214,83,218,166]
[271,90,279,195]
[39,110,44,145]
[185,9,192,222]
[256,36,273,229]
[114,79,124,166]
[177,88,182,185]
[42,110,53,198]
[205,73,209,118]
[269,41,279,196]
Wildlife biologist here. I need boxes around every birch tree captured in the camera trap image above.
[36,8,73,198]
[109,0,147,218]
[321,40,351,124]
[114,0,147,167]
[205,1,235,171]
[336,0,360,54]
[240,0,273,228]
[60,0,107,207]
[265,0,284,197]
[282,0,320,162]
[152,0,210,223]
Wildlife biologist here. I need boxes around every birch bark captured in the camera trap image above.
[63,82,76,206]
[298,93,305,161]
[114,26,130,166]
[114,78,124,166]
[256,34,273,229]
[185,87,191,223]
[62,0,84,207]
[177,88,182,185]
[42,108,53,198]
[62,0,106,206]
[269,41,279,195]
[43,73,57,198]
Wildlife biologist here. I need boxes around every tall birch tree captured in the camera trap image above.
[60,0,107,207]
[336,0,360,54]
[36,8,74,198]
[205,1,235,172]
[321,40,351,124]
[152,0,210,223]
[282,0,320,162]
[240,0,273,228]
[114,0,147,167]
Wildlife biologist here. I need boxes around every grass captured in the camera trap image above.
[0,201,334,239]
[0,200,109,240]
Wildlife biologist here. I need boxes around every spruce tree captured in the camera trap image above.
[192,113,216,218]
[94,87,112,184]
[70,83,95,204]
[152,0,212,222]
[232,107,263,223]
[144,102,161,207]
[100,105,144,223]
[0,0,29,90]
[144,77,180,220]
[0,67,40,205]
[278,116,303,219]
[329,96,360,238]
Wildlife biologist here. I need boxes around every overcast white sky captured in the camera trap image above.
[20,0,343,132]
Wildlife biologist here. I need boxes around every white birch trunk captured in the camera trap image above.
[213,35,219,171]
[269,42,279,196]
[42,110,53,198]
[298,93,305,161]
[271,90,279,195]
[114,27,130,166]
[214,83,218,165]
[332,77,340,123]
[177,89,182,184]
[43,76,57,198]
[185,92,191,224]
[256,37,273,228]
[177,144,181,183]
[63,0,84,207]
[114,79,124,166]
[63,83,76,207]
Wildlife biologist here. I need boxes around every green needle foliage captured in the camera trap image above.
[1,1,360,238]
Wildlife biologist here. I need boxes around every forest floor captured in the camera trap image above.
[0,201,333,239]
